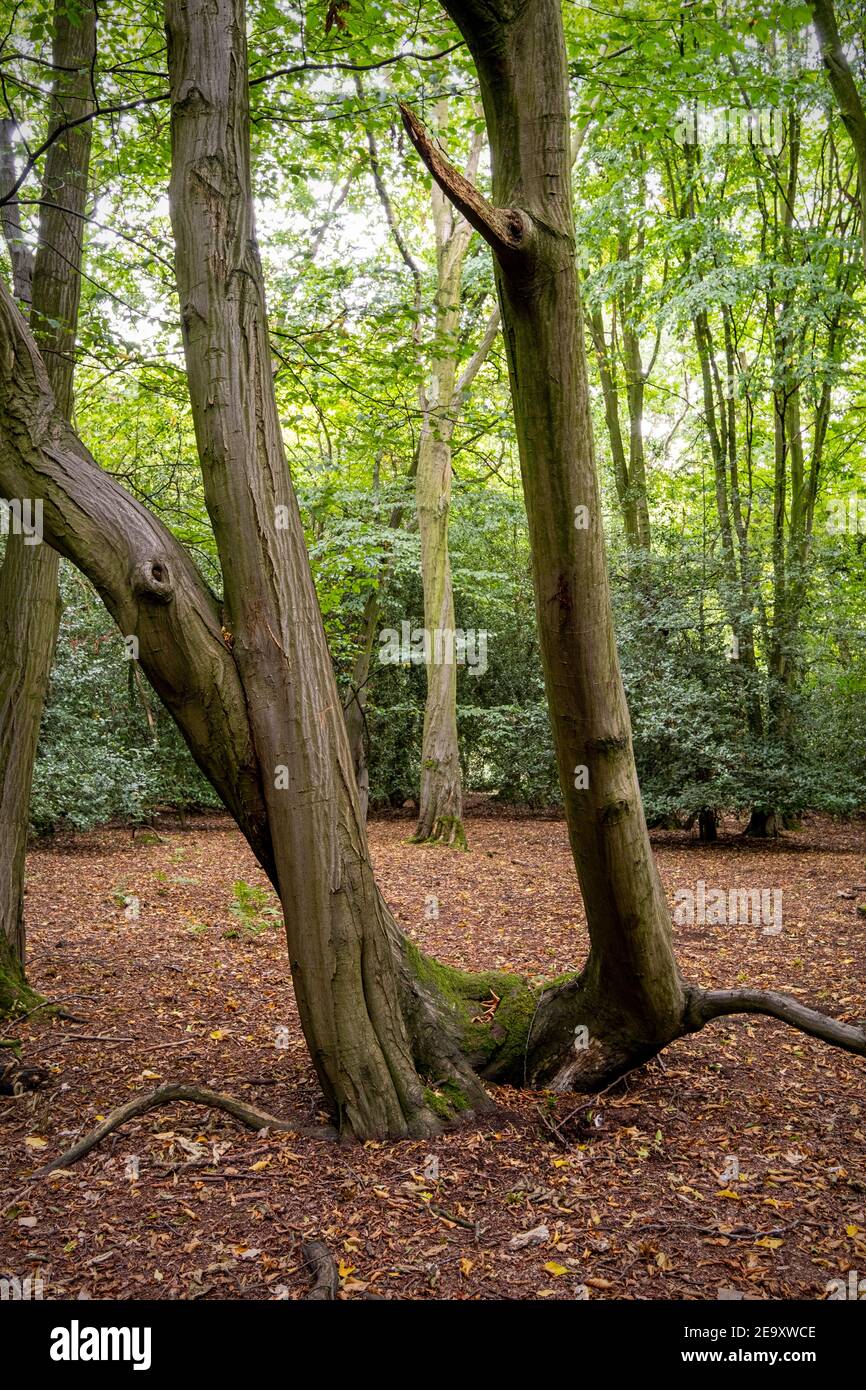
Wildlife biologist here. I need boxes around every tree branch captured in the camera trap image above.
[355,78,423,329]
[399,103,532,261]
[453,303,500,408]
[249,40,465,87]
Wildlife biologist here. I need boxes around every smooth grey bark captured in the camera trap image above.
[410,107,495,850]
[360,92,499,846]
[0,0,95,1012]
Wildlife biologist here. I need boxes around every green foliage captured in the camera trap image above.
[2,0,864,837]
[229,880,282,935]
[29,565,220,832]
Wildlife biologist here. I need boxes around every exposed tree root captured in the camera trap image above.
[0,944,43,1020]
[493,960,866,1095]
[32,1082,334,1176]
[302,1239,339,1300]
[683,986,866,1056]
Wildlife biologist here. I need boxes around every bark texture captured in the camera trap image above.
[403,0,866,1087]
[406,0,684,1085]
[0,0,95,1011]
[164,0,486,1136]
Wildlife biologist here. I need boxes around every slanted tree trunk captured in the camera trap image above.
[0,0,95,1014]
[402,0,685,1086]
[402,0,866,1086]
[164,0,489,1136]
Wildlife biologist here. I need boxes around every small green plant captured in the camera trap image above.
[228,880,281,935]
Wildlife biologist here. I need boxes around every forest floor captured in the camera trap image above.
[1,810,865,1302]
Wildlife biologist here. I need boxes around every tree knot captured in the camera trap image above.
[131,557,174,605]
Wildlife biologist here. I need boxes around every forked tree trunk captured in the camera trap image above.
[400,0,866,1087]
[0,0,95,1013]
[1,0,863,1123]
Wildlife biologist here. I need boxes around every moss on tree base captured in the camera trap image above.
[404,938,542,1083]
[411,815,469,850]
[0,938,41,1019]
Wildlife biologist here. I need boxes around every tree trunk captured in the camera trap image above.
[342,586,377,821]
[588,308,639,548]
[810,0,866,267]
[412,132,475,848]
[164,0,487,1136]
[744,810,779,839]
[400,0,866,1084]
[342,453,421,819]
[403,0,685,1086]
[0,0,95,1013]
